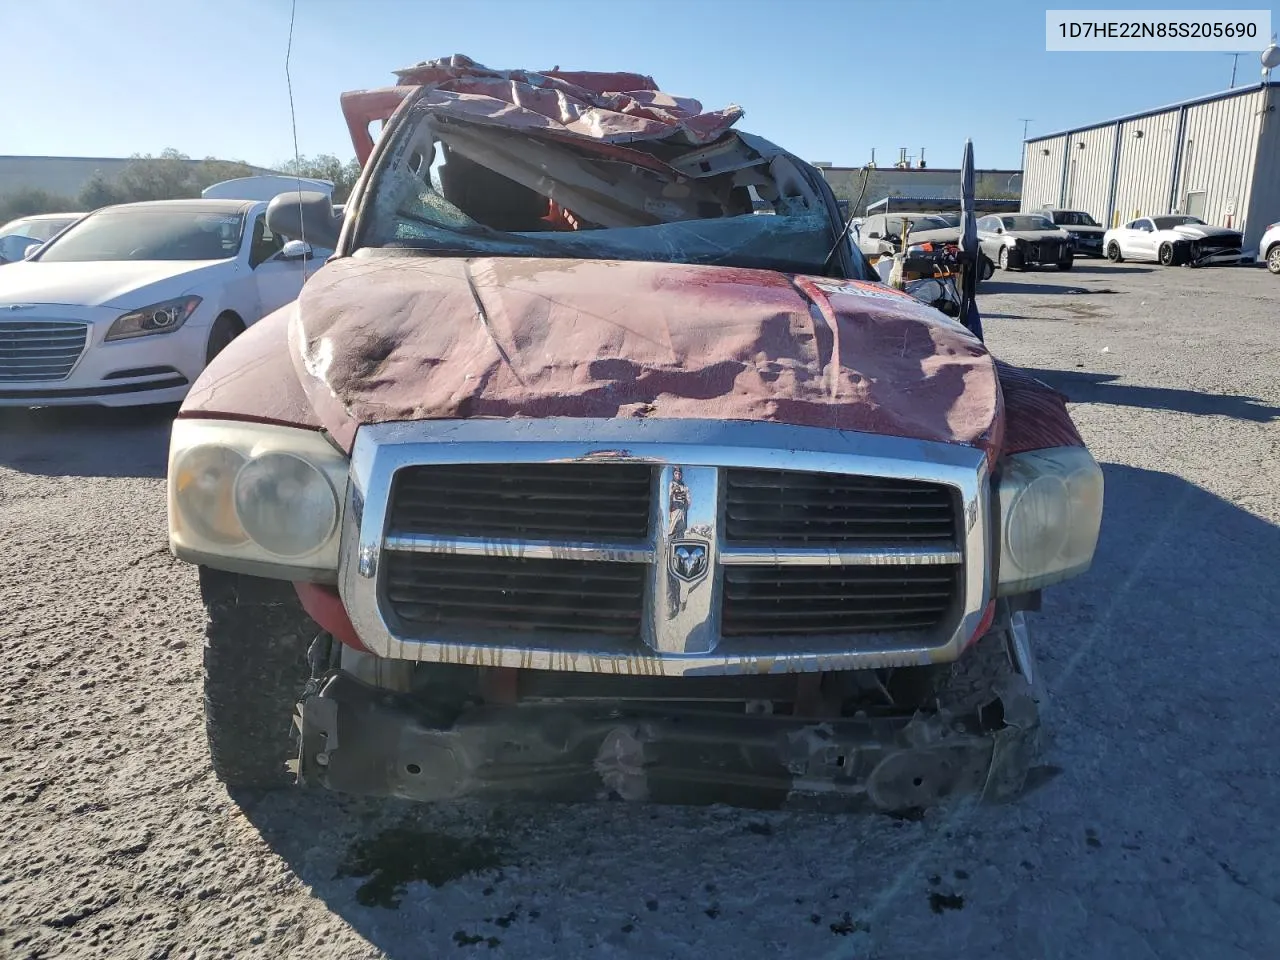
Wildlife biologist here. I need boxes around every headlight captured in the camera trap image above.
[234,453,337,557]
[105,295,202,341]
[995,446,1103,596]
[168,419,349,581]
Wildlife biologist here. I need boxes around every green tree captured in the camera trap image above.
[0,189,78,222]
[277,154,362,202]
[111,149,200,201]
[193,157,262,191]
[77,172,121,210]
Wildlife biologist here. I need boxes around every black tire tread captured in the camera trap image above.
[205,312,245,366]
[200,568,317,788]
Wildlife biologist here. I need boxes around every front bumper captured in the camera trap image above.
[1069,235,1104,256]
[0,310,209,407]
[1011,242,1071,266]
[1188,249,1247,267]
[296,669,1040,811]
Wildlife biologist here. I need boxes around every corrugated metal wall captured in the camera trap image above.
[1018,84,1275,244]
[1177,88,1266,242]
[1020,135,1066,210]
[1062,124,1116,217]
[1111,109,1179,227]
[1242,85,1280,252]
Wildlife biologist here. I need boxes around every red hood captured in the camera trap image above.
[285,255,1001,453]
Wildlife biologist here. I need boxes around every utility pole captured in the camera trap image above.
[1017,119,1033,170]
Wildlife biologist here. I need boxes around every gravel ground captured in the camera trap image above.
[1,260,1278,960]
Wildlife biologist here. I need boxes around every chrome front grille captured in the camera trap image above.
[389,463,652,540]
[0,319,88,382]
[724,468,957,544]
[722,564,961,637]
[383,552,646,639]
[340,419,990,676]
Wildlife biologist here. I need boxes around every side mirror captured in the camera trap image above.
[995,227,1004,234]
[21,241,43,260]
[266,191,341,250]
[278,239,313,261]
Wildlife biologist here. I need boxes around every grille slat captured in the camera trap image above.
[0,320,88,382]
[384,552,645,639]
[389,463,652,540]
[724,468,957,545]
[721,564,959,637]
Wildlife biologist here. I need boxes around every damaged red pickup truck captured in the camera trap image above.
[167,56,1104,813]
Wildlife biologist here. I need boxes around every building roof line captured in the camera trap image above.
[1025,80,1277,143]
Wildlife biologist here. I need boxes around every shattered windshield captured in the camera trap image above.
[356,105,847,276]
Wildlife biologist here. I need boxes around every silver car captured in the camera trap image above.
[978,214,1074,271]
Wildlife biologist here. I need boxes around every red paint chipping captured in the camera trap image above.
[965,600,998,650]
[293,582,368,652]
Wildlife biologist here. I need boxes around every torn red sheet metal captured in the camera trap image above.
[286,256,1001,455]
[342,53,743,166]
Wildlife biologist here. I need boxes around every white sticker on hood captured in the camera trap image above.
[810,279,914,302]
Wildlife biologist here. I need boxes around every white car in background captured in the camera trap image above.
[0,187,332,407]
[1103,215,1246,267]
[1259,220,1280,275]
[0,212,85,264]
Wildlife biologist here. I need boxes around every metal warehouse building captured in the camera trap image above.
[1020,81,1279,251]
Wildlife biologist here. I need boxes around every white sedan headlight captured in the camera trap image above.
[105,295,202,341]
[995,446,1104,596]
[168,419,349,582]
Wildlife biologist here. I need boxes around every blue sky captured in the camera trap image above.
[2,0,1277,171]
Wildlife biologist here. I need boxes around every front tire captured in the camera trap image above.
[998,247,1011,271]
[1266,244,1280,275]
[1057,251,1074,271]
[205,313,245,366]
[201,568,317,788]
[1158,243,1177,266]
[1106,241,1123,263]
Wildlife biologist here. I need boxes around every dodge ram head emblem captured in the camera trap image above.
[670,540,709,582]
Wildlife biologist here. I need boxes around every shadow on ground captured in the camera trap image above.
[1065,264,1154,275]
[233,463,1280,958]
[1023,368,1280,422]
[0,404,177,478]
[979,280,1115,296]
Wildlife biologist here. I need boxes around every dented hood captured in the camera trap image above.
[291,255,1000,452]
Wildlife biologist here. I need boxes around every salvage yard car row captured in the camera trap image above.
[852,203,1274,275]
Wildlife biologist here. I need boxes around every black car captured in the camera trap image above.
[1043,209,1106,257]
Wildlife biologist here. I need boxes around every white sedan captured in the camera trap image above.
[1102,215,1246,267]
[0,197,328,407]
[0,212,85,264]
[1260,220,1280,275]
